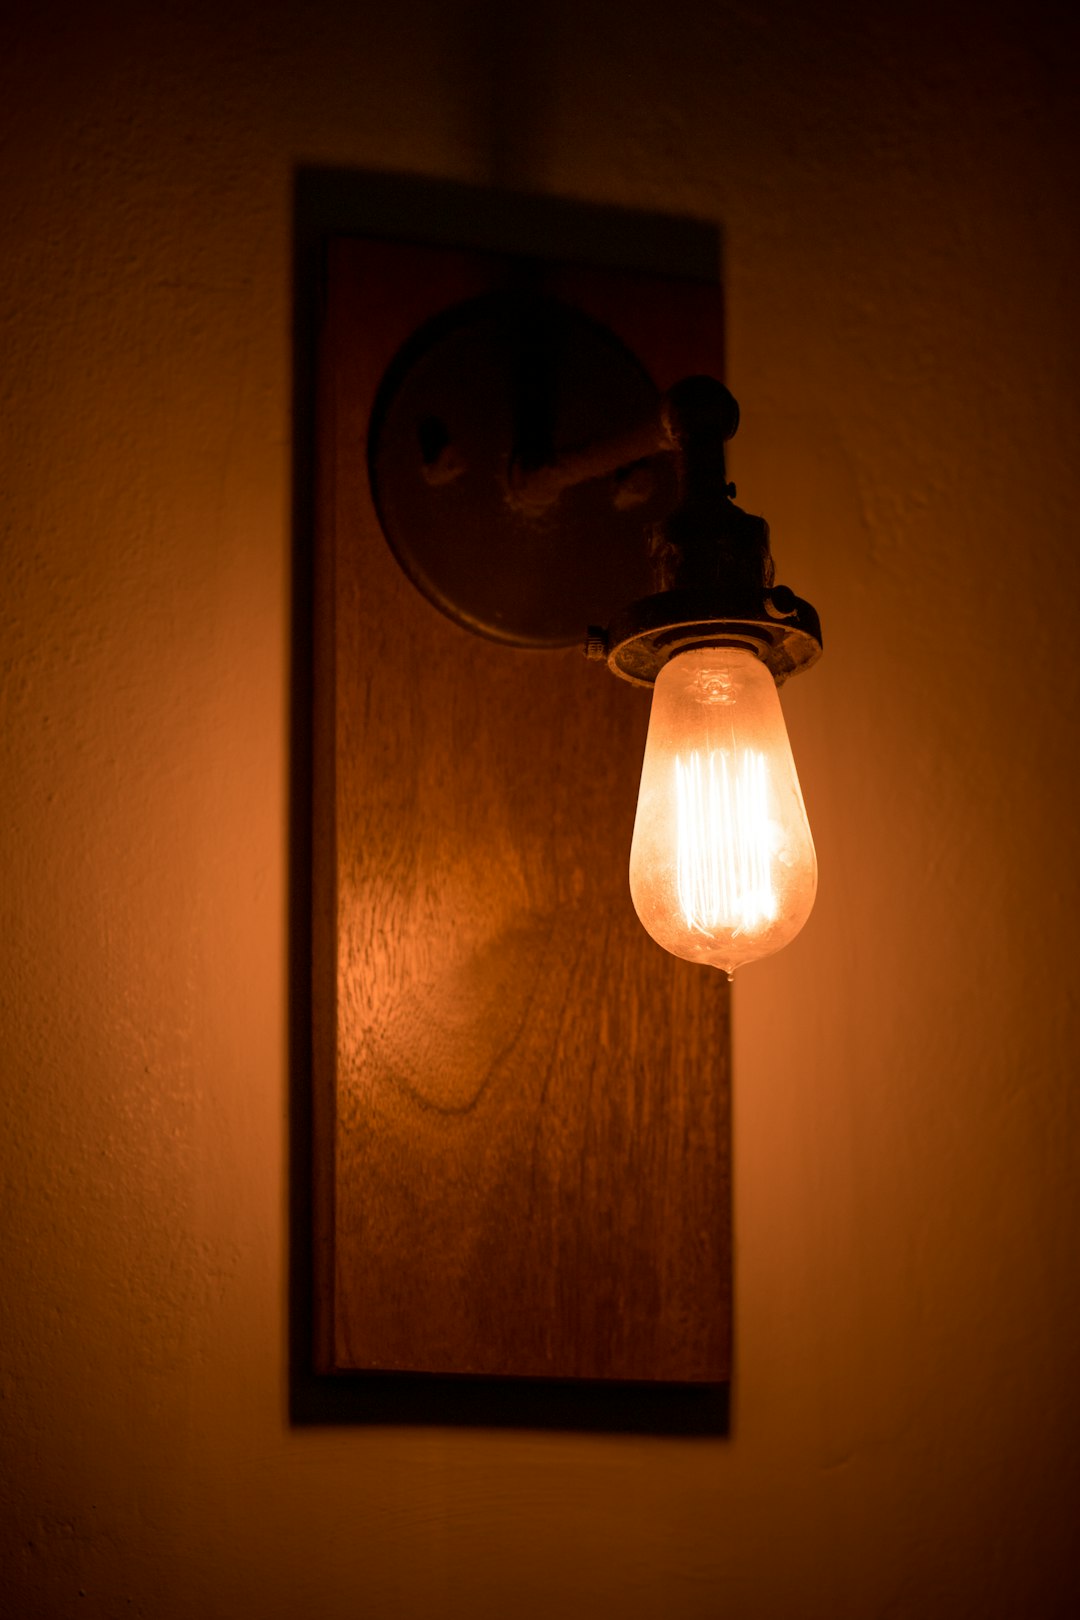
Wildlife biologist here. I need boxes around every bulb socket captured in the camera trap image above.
[600,587,822,688]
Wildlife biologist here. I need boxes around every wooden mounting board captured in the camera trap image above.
[313,237,731,1383]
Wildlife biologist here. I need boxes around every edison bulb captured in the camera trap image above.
[629,647,816,976]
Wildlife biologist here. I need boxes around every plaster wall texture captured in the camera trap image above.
[2,2,1078,1616]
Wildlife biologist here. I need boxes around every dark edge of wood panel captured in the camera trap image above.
[311,247,340,1374]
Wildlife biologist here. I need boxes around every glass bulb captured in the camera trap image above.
[629,646,816,976]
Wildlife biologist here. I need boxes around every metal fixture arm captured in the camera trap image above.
[507,375,742,515]
[508,413,671,513]
[583,376,823,689]
[510,374,771,609]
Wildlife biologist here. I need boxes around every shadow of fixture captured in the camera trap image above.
[291,172,816,1433]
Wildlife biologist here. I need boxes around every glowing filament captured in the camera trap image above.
[674,748,777,935]
[630,648,816,973]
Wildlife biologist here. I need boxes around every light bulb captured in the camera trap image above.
[629,646,816,976]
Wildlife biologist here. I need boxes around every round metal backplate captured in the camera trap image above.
[368,293,674,648]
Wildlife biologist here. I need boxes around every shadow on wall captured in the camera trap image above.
[289,166,728,1433]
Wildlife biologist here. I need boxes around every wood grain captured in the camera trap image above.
[314,238,731,1382]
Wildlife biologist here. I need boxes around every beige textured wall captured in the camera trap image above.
[3,2,1078,1615]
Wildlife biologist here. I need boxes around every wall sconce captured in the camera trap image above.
[313,235,807,1388]
[369,298,821,980]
